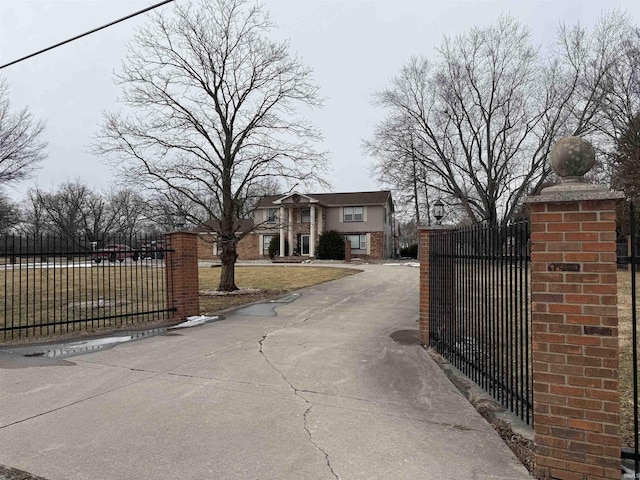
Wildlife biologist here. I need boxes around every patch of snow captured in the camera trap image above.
[42,336,132,357]
[383,262,420,268]
[199,288,263,296]
[68,299,125,310]
[169,315,220,329]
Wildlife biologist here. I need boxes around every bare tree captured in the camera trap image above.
[28,184,160,239]
[33,181,94,242]
[365,116,437,226]
[369,13,638,225]
[0,78,46,185]
[107,188,149,238]
[0,190,20,235]
[145,190,210,233]
[611,112,640,200]
[19,189,49,237]
[95,0,327,291]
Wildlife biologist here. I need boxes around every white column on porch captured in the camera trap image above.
[318,206,323,235]
[310,204,316,257]
[279,206,285,256]
[288,207,294,256]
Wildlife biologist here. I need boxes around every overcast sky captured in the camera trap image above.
[0,0,638,201]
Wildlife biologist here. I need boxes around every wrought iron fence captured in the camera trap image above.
[429,219,532,424]
[621,201,639,475]
[0,234,175,341]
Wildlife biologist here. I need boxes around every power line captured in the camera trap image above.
[0,0,175,70]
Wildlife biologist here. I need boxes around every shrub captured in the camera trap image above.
[400,243,418,259]
[316,230,345,260]
[268,235,289,259]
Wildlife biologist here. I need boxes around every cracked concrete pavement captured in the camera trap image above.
[0,264,532,479]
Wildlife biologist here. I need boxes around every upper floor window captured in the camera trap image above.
[267,208,278,223]
[344,206,363,222]
[301,208,311,223]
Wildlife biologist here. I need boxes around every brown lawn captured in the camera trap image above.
[619,269,639,448]
[198,265,360,314]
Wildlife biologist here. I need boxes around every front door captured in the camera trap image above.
[300,234,310,256]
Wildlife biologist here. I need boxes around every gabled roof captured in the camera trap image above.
[272,192,321,205]
[256,190,392,209]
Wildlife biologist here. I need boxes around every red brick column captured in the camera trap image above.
[345,238,351,263]
[418,227,431,345]
[418,226,455,346]
[526,194,623,480]
[165,231,200,321]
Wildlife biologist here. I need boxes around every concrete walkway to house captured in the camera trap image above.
[0,264,531,480]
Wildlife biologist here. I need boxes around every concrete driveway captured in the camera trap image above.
[0,264,531,479]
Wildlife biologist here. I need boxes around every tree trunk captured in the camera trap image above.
[411,156,421,225]
[423,182,431,226]
[218,239,238,291]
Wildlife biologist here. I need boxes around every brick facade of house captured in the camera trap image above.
[197,232,262,261]
[349,231,384,260]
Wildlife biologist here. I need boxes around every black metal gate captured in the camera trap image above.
[621,201,639,475]
[0,234,175,341]
[429,219,532,424]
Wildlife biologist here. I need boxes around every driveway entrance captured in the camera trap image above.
[0,264,531,479]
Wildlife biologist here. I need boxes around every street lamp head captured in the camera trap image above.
[433,198,445,225]
[175,212,187,230]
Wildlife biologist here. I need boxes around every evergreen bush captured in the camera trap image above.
[316,230,346,260]
[268,235,289,259]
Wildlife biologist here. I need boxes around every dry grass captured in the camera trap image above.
[0,262,168,342]
[198,265,359,314]
[619,269,639,448]
[0,264,360,344]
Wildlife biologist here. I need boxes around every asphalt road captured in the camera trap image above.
[0,263,531,479]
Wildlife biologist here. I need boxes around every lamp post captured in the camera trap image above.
[433,198,445,225]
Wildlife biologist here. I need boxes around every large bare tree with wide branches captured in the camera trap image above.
[96,0,327,291]
[368,12,639,226]
[0,78,46,186]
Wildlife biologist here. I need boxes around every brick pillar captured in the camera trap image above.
[345,238,351,263]
[165,231,200,321]
[418,227,431,345]
[525,137,624,480]
[418,226,455,346]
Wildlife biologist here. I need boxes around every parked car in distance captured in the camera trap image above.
[92,244,139,263]
[140,240,165,260]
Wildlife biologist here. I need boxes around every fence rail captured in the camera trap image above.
[0,234,175,341]
[429,219,532,424]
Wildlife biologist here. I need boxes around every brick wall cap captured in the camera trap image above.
[524,189,624,204]
[418,225,457,231]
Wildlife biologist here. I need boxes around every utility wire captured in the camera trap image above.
[0,0,175,70]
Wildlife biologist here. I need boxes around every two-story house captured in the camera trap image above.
[197,190,396,261]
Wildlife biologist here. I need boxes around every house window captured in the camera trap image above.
[267,208,278,223]
[344,206,363,222]
[346,234,367,250]
[301,208,311,223]
[262,234,274,254]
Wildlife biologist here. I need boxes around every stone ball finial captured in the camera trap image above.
[548,136,595,182]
